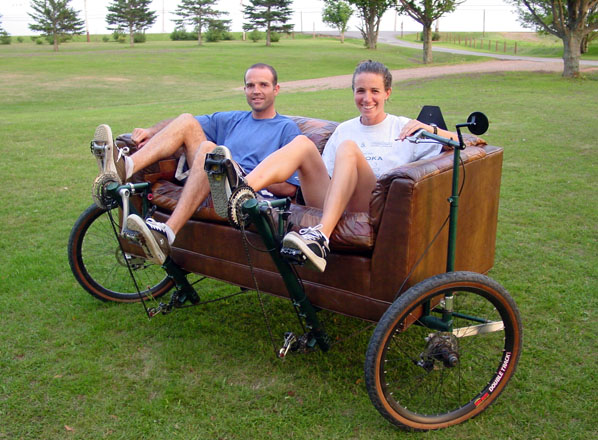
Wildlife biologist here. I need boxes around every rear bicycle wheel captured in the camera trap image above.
[68,203,173,302]
[365,271,522,431]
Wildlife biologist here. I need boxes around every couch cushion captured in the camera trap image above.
[150,180,375,253]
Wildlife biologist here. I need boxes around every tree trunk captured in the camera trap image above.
[266,23,271,46]
[562,32,582,77]
[129,26,134,47]
[198,29,202,46]
[423,24,433,64]
[53,33,58,52]
[340,28,345,43]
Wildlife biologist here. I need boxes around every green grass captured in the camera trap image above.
[1,39,597,439]
[400,31,598,59]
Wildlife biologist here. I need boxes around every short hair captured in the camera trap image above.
[244,63,278,85]
[352,60,392,91]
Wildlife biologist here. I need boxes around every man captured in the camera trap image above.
[92,63,311,265]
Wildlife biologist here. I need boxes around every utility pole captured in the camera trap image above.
[483,9,486,37]
[84,0,89,42]
[162,0,165,33]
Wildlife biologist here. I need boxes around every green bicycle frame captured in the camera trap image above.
[242,198,331,352]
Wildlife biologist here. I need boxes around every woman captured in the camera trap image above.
[211,60,458,272]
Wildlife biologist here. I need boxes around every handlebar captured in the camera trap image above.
[406,129,461,150]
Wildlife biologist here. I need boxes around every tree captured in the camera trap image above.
[509,0,598,77]
[0,14,10,45]
[322,0,354,43]
[106,0,157,47]
[396,1,463,63]
[243,0,294,46]
[173,0,227,46]
[345,0,395,49]
[28,0,84,51]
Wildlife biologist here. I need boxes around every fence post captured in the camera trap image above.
[514,42,518,54]
[503,41,506,52]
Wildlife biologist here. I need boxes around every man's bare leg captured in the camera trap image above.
[125,140,218,265]
[128,113,207,177]
[165,141,217,235]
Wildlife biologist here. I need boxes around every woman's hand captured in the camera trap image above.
[396,119,434,141]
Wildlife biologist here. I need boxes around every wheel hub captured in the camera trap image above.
[418,332,460,371]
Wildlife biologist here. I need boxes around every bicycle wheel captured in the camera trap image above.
[68,203,174,302]
[365,271,522,431]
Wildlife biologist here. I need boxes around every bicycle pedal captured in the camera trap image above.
[280,247,306,265]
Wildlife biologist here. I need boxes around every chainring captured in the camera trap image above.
[227,185,257,229]
[92,172,120,210]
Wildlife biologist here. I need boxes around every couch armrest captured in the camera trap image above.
[368,144,503,302]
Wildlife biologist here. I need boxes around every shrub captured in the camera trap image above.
[170,29,197,41]
[35,38,43,45]
[432,31,441,41]
[133,32,146,43]
[102,35,109,42]
[269,32,280,43]
[17,36,24,43]
[249,29,262,42]
[0,32,10,45]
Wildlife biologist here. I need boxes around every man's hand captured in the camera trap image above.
[131,127,153,148]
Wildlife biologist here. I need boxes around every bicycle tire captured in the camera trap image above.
[365,271,522,431]
[68,203,173,302]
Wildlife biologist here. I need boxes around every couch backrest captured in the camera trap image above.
[286,115,338,154]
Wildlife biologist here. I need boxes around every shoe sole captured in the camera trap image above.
[93,124,117,176]
[206,145,232,219]
[125,214,166,265]
[282,232,327,272]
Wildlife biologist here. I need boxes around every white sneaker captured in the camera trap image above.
[92,124,127,183]
[126,215,170,265]
[205,145,245,218]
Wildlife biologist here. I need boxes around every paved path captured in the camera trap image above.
[280,32,597,91]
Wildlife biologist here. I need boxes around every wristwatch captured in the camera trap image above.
[430,123,438,135]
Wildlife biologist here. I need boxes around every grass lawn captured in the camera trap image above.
[0,38,597,439]
[399,31,598,60]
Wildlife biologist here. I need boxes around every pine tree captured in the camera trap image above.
[173,0,227,46]
[106,0,157,47]
[243,0,294,46]
[28,0,85,51]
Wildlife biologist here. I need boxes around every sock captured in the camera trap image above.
[164,224,176,245]
[124,156,134,180]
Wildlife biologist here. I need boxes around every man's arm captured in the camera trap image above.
[131,118,175,147]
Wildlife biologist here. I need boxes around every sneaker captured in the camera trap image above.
[205,145,245,218]
[282,225,330,272]
[92,124,127,183]
[125,214,170,265]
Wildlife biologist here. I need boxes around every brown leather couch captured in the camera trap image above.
[119,116,502,322]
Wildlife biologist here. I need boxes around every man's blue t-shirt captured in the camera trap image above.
[195,111,301,186]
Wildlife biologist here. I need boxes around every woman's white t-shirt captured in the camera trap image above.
[321,114,442,178]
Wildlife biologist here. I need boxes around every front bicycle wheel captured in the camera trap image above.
[68,203,173,302]
[365,271,522,431]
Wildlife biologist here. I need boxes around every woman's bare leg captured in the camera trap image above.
[244,135,331,208]
[319,140,377,238]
